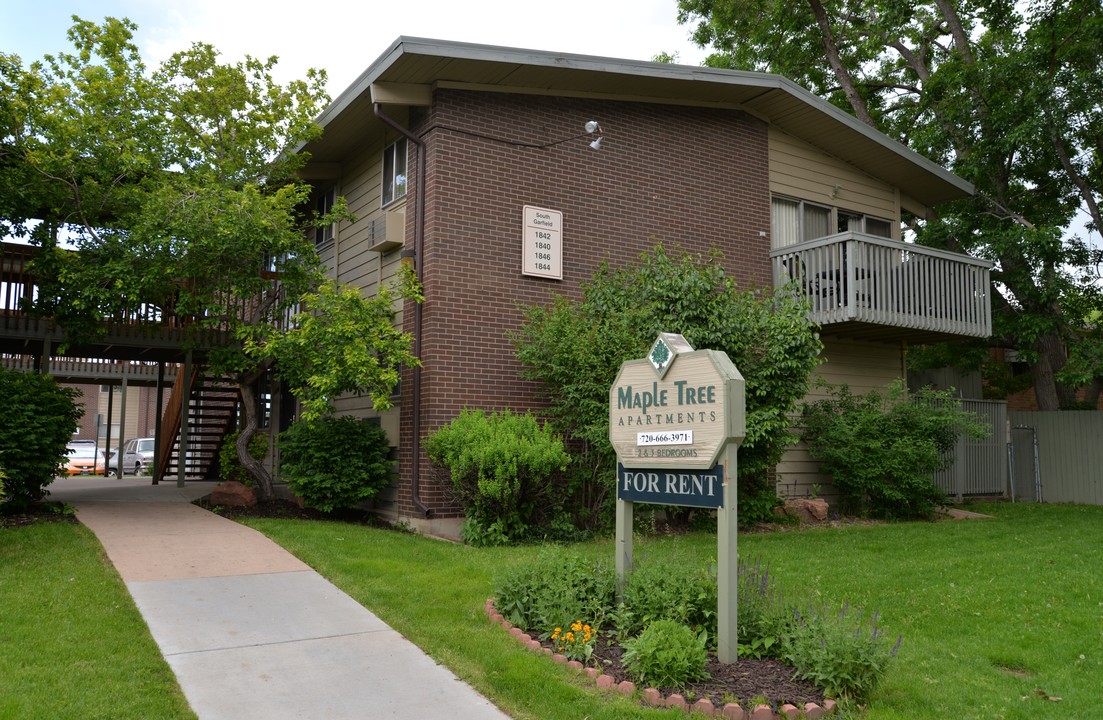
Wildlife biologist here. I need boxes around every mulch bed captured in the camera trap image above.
[0,502,79,529]
[503,620,828,714]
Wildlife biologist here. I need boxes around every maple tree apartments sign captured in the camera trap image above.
[609,334,744,471]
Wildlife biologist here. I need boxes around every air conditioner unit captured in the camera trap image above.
[369,209,405,252]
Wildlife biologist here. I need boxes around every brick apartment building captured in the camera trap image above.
[298,38,993,536]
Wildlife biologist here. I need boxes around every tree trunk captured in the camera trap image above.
[1082,377,1103,410]
[1031,331,1076,410]
[236,375,275,501]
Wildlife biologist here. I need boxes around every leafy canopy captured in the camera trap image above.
[677,0,1103,409]
[1,17,420,499]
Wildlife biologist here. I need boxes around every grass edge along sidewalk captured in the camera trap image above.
[0,520,196,720]
[244,502,1103,720]
[4,503,1101,720]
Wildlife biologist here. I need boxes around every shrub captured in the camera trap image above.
[424,409,570,545]
[0,466,7,503]
[0,367,82,510]
[621,619,709,690]
[512,246,822,530]
[616,554,718,643]
[278,416,394,512]
[493,548,615,632]
[783,602,902,702]
[801,380,989,518]
[218,430,268,486]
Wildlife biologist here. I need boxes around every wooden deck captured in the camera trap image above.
[0,241,290,363]
[771,232,993,343]
[0,354,178,386]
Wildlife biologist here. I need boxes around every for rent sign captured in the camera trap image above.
[610,334,746,663]
[617,463,723,508]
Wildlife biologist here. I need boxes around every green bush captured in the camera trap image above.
[493,548,615,632]
[512,245,822,530]
[621,619,709,690]
[424,408,570,545]
[278,416,394,513]
[0,466,7,503]
[218,430,268,486]
[0,367,82,510]
[784,602,901,702]
[616,555,717,644]
[801,380,989,518]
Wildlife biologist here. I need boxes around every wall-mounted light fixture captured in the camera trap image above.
[585,120,604,150]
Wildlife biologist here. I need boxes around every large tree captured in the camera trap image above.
[1,17,419,499]
[677,0,1103,409]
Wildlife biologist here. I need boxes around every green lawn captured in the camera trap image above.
[3,504,1099,719]
[0,521,196,720]
[243,502,1103,720]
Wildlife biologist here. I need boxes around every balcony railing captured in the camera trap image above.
[0,241,298,357]
[770,232,992,342]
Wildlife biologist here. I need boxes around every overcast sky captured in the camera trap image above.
[2,0,711,100]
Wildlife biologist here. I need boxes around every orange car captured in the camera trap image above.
[64,444,117,477]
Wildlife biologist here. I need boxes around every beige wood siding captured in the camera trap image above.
[320,134,408,447]
[776,339,905,500]
[769,127,901,237]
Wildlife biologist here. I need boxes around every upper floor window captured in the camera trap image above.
[772,197,830,248]
[838,210,892,238]
[382,138,408,207]
[315,186,336,246]
[772,196,892,248]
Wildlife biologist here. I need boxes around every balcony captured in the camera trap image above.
[0,241,296,361]
[770,232,992,343]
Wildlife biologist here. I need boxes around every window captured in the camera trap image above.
[771,197,831,248]
[772,196,893,248]
[838,211,892,238]
[382,137,408,206]
[315,186,336,245]
[864,217,892,238]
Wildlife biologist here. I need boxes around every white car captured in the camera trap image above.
[121,437,156,475]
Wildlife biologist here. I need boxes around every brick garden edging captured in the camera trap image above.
[485,598,837,719]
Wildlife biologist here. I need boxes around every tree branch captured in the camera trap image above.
[806,0,875,126]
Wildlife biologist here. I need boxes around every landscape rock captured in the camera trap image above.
[782,497,828,523]
[209,481,257,508]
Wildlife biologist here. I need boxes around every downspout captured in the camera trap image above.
[374,102,432,518]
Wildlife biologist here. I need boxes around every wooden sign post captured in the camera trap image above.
[609,333,745,663]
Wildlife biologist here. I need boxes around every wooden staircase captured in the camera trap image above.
[154,367,239,483]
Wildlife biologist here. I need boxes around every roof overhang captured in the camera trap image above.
[300,37,972,208]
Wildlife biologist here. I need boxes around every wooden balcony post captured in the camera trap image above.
[178,351,192,488]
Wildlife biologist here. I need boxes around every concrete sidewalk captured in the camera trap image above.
[50,476,510,720]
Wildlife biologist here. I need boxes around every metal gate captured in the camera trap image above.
[932,399,1009,500]
[1006,411,1103,505]
[1008,425,1041,502]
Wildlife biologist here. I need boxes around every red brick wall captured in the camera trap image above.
[397,90,772,517]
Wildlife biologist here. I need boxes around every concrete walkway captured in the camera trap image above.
[50,476,510,720]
